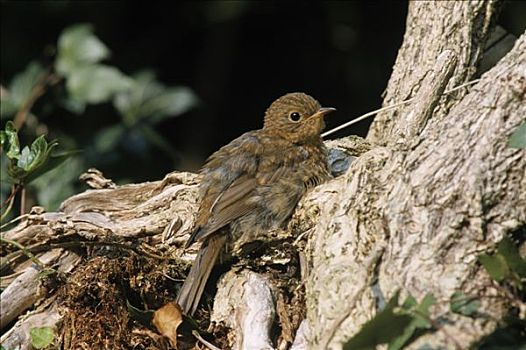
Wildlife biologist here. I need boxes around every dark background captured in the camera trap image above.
[1,1,525,180]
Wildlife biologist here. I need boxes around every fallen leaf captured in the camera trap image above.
[153,301,183,349]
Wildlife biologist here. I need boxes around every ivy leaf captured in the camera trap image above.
[24,149,81,185]
[66,64,134,104]
[0,94,18,118]
[450,291,480,317]
[508,122,526,149]
[478,237,526,287]
[0,121,21,159]
[1,62,46,118]
[114,71,197,125]
[2,124,77,185]
[497,236,526,278]
[478,253,509,282]
[55,23,110,76]
[30,326,55,349]
[388,294,436,350]
[17,136,51,172]
[343,291,413,350]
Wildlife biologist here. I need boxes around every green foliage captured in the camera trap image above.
[30,326,55,349]
[66,64,133,107]
[388,294,435,350]
[55,24,110,76]
[508,122,526,149]
[90,70,198,159]
[449,291,480,317]
[1,22,197,213]
[0,121,20,158]
[0,62,46,119]
[55,24,133,112]
[343,292,436,350]
[0,121,73,185]
[114,71,197,126]
[478,236,526,287]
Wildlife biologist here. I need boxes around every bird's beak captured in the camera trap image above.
[312,107,336,119]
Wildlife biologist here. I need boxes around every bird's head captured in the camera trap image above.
[263,92,335,143]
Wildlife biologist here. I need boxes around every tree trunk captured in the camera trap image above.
[1,1,525,349]
[304,1,525,349]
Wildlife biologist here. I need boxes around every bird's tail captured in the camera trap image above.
[176,234,227,315]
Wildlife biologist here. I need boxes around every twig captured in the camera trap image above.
[0,190,18,223]
[1,184,20,210]
[192,330,222,350]
[1,238,170,271]
[20,186,26,215]
[321,78,481,138]
[0,213,29,230]
[0,236,46,269]
[13,71,61,130]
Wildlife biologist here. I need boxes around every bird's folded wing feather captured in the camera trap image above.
[185,132,264,248]
[186,174,258,246]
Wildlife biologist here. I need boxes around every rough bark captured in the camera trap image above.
[1,1,525,349]
[368,0,498,145]
[302,1,525,348]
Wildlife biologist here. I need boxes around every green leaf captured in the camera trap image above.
[388,294,436,350]
[17,146,33,170]
[413,294,435,327]
[450,291,480,317]
[343,292,413,350]
[508,122,526,149]
[17,136,51,172]
[400,295,418,310]
[114,71,196,125]
[55,23,110,76]
[16,136,57,177]
[1,62,46,118]
[24,149,81,185]
[0,94,18,118]
[497,236,526,278]
[66,64,134,104]
[478,253,510,282]
[4,130,76,185]
[0,121,20,159]
[30,326,55,349]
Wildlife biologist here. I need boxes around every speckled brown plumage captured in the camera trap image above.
[176,92,335,315]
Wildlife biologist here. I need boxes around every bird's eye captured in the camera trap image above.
[289,112,301,122]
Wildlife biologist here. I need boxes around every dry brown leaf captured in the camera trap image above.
[152,301,183,349]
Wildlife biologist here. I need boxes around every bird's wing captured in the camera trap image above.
[185,132,263,247]
[186,173,258,246]
[205,174,258,234]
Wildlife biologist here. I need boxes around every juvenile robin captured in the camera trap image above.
[177,92,335,315]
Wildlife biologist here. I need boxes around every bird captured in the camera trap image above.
[176,92,335,315]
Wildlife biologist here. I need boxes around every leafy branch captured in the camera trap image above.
[1,23,198,216]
